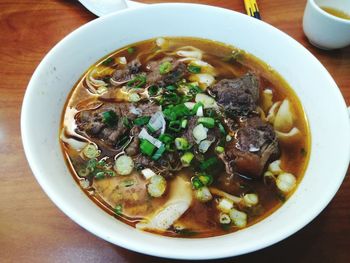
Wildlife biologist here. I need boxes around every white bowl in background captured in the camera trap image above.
[21,3,350,260]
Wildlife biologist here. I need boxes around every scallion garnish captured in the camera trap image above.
[148,85,160,96]
[127,47,135,54]
[159,61,172,74]
[191,102,204,115]
[169,120,181,132]
[165,85,177,91]
[191,176,204,189]
[175,137,189,150]
[102,110,118,127]
[133,116,151,126]
[215,146,225,154]
[127,75,146,88]
[189,84,202,95]
[188,64,201,74]
[181,152,194,167]
[217,122,226,135]
[152,144,166,160]
[200,157,218,171]
[158,133,174,144]
[140,139,156,156]
[114,204,123,215]
[102,57,114,66]
[181,119,188,128]
[198,173,213,186]
[163,104,191,121]
[198,117,215,128]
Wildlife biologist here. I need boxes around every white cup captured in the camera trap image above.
[303,0,350,49]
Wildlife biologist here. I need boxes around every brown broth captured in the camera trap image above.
[60,37,310,238]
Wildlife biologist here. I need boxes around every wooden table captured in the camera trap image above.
[1,0,349,262]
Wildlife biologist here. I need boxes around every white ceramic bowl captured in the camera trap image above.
[21,3,350,260]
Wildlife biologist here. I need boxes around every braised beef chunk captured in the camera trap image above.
[221,117,279,179]
[211,73,259,117]
[146,57,188,87]
[111,59,141,84]
[76,102,160,147]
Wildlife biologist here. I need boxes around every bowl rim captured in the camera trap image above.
[21,2,350,260]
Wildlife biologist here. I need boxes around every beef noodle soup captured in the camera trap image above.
[60,37,310,238]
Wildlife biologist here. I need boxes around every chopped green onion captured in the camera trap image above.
[188,64,201,74]
[114,155,134,176]
[82,143,100,159]
[147,111,165,133]
[195,93,217,109]
[163,104,191,121]
[148,85,159,96]
[194,186,212,202]
[219,213,231,224]
[140,139,156,156]
[205,108,217,118]
[158,133,174,144]
[200,157,218,171]
[169,120,181,132]
[175,137,189,150]
[189,84,202,95]
[127,47,135,54]
[217,122,226,135]
[198,173,213,186]
[191,102,204,115]
[159,61,172,74]
[215,146,225,154]
[141,168,156,179]
[133,116,151,126]
[226,135,232,142]
[138,128,163,148]
[181,119,188,128]
[78,168,90,177]
[229,208,247,228]
[129,93,140,102]
[152,144,166,160]
[147,175,167,197]
[198,117,215,128]
[163,92,180,105]
[102,57,114,66]
[193,124,208,143]
[181,152,194,167]
[191,176,204,189]
[122,179,135,187]
[127,75,146,89]
[102,110,118,127]
[114,204,123,215]
[165,85,177,91]
[94,172,106,180]
[86,159,98,171]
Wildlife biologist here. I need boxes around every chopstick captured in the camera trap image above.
[244,0,261,20]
